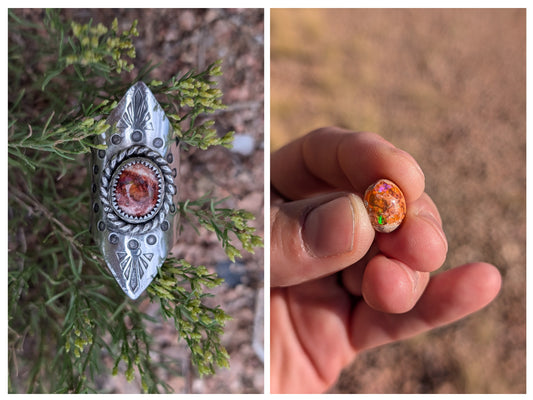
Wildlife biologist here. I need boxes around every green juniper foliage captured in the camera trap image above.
[8,9,262,393]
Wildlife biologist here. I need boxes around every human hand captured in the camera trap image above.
[270,127,501,393]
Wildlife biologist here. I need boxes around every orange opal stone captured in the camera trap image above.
[114,162,160,218]
[364,179,406,233]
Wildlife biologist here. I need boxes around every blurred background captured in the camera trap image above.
[271,8,525,393]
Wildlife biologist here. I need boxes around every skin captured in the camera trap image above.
[270,127,502,394]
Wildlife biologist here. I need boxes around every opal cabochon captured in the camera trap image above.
[364,178,406,233]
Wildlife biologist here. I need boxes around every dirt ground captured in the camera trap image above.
[60,9,265,393]
[271,9,525,393]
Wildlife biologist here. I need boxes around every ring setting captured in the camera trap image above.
[110,157,164,224]
[90,82,179,299]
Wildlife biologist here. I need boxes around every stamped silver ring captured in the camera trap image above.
[90,82,179,299]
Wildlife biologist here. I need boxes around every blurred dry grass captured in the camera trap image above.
[271,8,525,393]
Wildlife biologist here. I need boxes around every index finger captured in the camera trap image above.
[271,127,425,203]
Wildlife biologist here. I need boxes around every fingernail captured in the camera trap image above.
[402,263,420,294]
[302,195,355,258]
[416,208,440,227]
[417,209,448,253]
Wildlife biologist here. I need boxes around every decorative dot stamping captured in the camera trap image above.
[364,178,407,233]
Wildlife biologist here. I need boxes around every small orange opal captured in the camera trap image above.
[364,179,406,233]
[114,162,160,218]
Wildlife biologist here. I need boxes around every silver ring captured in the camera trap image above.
[90,82,179,299]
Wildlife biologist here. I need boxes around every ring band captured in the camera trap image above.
[90,82,179,299]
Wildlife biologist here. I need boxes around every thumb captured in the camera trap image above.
[271,192,375,287]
